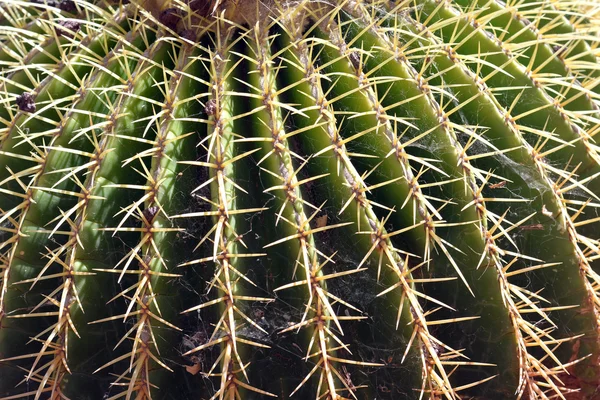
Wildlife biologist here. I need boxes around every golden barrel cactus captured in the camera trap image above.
[0,0,599,399]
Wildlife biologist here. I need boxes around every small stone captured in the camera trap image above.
[16,92,36,113]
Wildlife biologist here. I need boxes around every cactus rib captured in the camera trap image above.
[172,20,276,400]
[248,18,364,399]
[0,1,599,399]
[0,20,157,399]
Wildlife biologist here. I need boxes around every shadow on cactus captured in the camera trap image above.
[0,0,599,399]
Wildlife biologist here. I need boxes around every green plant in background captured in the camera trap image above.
[0,0,599,398]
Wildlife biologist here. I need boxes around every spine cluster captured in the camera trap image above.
[0,0,598,399]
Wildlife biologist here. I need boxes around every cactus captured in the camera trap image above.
[0,0,599,398]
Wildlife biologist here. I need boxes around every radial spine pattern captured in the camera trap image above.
[0,0,599,399]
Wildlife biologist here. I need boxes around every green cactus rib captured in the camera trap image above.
[452,0,600,118]
[304,12,497,399]
[406,0,600,382]
[93,37,204,399]
[516,0,600,77]
[0,11,144,322]
[172,23,276,399]
[0,8,132,207]
[410,0,600,351]
[60,38,179,398]
[247,20,346,397]
[370,5,600,395]
[81,39,187,400]
[416,0,600,182]
[0,1,599,399]
[319,4,529,395]
[247,19,392,398]
[454,0,600,280]
[414,0,600,374]
[277,17,425,398]
[278,12,480,397]
[0,18,155,397]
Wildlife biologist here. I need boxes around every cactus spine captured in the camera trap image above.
[0,0,599,399]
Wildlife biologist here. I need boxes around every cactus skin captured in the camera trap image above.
[0,0,599,399]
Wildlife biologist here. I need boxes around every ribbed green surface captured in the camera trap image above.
[0,1,598,399]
